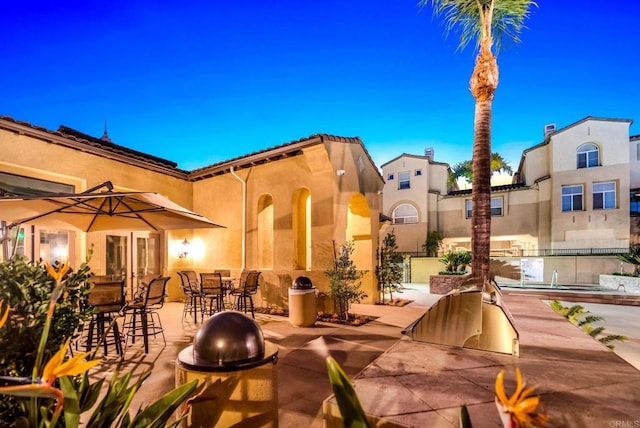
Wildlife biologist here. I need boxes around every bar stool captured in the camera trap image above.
[122,276,170,353]
[82,279,125,356]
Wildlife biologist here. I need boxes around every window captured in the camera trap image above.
[465,197,503,218]
[562,185,584,212]
[398,171,410,189]
[631,191,640,217]
[577,143,599,169]
[392,204,418,224]
[387,173,394,180]
[637,143,640,161]
[593,182,616,210]
[491,197,503,216]
[415,169,422,176]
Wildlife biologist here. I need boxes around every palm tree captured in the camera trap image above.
[451,152,513,185]
[420,0,535,281]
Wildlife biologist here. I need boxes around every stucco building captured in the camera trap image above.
[382,117,639,283]
[0,116,384,304]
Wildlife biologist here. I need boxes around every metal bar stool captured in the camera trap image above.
[122,276,170,353]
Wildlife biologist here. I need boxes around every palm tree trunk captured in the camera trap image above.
[471,100,492,281]
[469,26,498,282]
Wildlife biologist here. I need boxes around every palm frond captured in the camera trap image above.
[585,326,605,338]
[578,315,604,327]
[419,0,537,52]
[598,334,629,350]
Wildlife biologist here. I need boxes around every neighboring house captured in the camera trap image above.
[380,151,450,253]
[382,117,637,278]
[0,116,384,304]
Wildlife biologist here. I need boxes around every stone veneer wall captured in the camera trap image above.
[599,274,640,294]
[429,274,472,294]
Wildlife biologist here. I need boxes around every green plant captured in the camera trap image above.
[549,300,628,350]
[0,259,199,427]
[376,230,404,304]
[617,246,640,276]
[325,241,367,321]
[0,256,94,423]
[422,230,444,257]
[326,356,369,428]
[439,251,471,274]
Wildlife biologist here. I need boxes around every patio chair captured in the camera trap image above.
[133,273,162,301]
[83,279,126,356]
[178,271,201,323]
[122,276,170,353]
[230,271,261,318]
[200,272,225,317]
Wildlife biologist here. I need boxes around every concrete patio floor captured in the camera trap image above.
[88,284,640,427]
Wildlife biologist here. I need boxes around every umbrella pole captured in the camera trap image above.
[1,221,8,260]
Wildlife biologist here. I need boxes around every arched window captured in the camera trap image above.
[257,194,274,268]
[577,143,599,169]
[392,204,418,224]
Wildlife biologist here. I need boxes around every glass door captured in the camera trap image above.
[105,232,161,300]
[132,232,161,291]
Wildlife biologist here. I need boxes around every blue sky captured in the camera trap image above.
[2,1,639,171]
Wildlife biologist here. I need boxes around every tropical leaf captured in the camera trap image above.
[599,334,629,350]
[128,380,199,428]
[459,404,474,428]
[326,356,369,428]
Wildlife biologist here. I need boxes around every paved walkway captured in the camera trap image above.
[88,284,640,427]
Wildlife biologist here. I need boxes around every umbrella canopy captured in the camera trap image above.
[0,186,223,232]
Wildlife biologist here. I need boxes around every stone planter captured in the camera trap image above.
[429,273,472,294]
[599,274,640,294]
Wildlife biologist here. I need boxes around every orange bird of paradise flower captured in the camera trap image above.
[495,368,547,427]
[0,338,100,414]
[0,300,9,329]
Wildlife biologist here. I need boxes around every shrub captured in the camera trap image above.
[439,251,472,273]
[0,256,93,423]
[376,230,404,303]
[325,241,367,321]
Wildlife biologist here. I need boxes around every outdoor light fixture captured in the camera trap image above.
[178,238,191,259]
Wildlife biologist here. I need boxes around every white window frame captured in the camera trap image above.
[593,181,616,210]
[392,204,418,224]
[577,143,599,169]
[562,184,584,212]
[491,197,503,216]
[398,171,410,190]
[465,197,503,218]
[465,199,472,219]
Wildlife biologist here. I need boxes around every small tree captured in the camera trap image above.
[376,230,404,304]
[325,241,367,321]
[422,230,443,257]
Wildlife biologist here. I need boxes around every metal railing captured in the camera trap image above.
[401,248,630,258]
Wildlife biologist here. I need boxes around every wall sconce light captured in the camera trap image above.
[178,238,191,259]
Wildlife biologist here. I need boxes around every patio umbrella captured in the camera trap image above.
[0,181,223,232]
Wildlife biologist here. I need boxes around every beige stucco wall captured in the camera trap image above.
[0,123,384,306]
[548,120,631,250]
[0,127,198,298]
[380,155,449,253]
[191,140,383,306]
